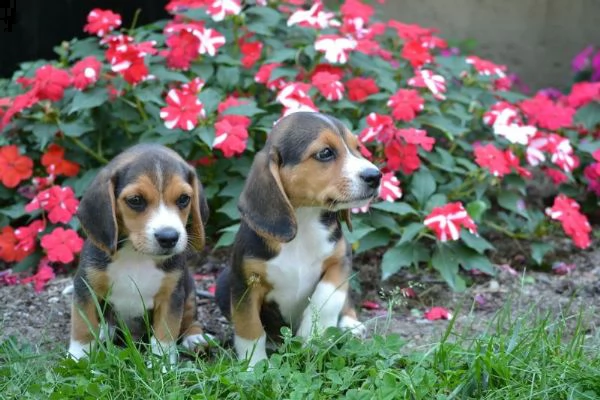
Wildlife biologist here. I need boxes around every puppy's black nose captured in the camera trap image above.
[360,168,382,189]
[154,228,179,249]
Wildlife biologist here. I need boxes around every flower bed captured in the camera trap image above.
[0,0,599,292]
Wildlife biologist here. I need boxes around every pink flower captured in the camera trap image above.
[359,113,394,143]
[424,306,452,320]
[385,141,421,175]
[396,128,435,151]
[408,69,446,100]
[566,82,600,109]
[20,259,55,293]
[388,20,435,41]
[30,65,72,102]
[71,56,102,90]
[520,94,576,131]
[181,77,205,94]
[312,72,345,101]
[239,37,263,69]
[346,77,379,102]
[314,34,357,64]
[160,88,205,131]
[424,202,477,242]
[287,1,338,29]
[474,143,511,177]
[466,55,506,77]
[387,89,424,122]
[401,41,433,68]
[255,63,287,91]
[213,118,248,158]
[276,82,318,115]
[41,228,84,264]
[104,35,157,85]
[196,26,226,56]
[206,0,241,21]
[378,172,402,202]
[164,30,200,70]
[25,185,79,224]
[14,220,45,255]
[545,133,579,173]
[546,194,591,249]
[84,9,122,37]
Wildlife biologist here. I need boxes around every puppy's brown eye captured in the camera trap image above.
[126,195,146,211]
[314,147,335,162]
[176,194,191,208]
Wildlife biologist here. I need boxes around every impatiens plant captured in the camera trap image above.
[0,0,599,293]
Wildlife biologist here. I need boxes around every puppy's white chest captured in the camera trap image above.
[106,247,166,320]
[265,208,335,327]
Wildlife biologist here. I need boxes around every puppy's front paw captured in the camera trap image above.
[338,316,367,339]
[181,333,215,352]
[150,337,178,366]
[67,340,94,360]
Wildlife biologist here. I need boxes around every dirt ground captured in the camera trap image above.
[1,237,599,354]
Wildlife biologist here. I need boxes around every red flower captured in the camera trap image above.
[84,9,122,37]
[408,69,446,100]
[20,259,55,293]
[255,63,287,91]
[14,220,45,256]
[0,90,39,128]
[396,128,435,151]
[504,149,532,179]
[206,0,241,22]
[0,145,33,188]
[543,167,568,185]
[239,37,263,69]
[0,227,30,263]
[30,65,71,102]
[217,95,248,114]
[520,94,576,131]
[181,77,205,95]
[387,89,424,122]
[385,141,421,175]
[41,228,84,264]
[424,306,452,321]
[314,34,357,64]
[25,185,79,224]
[346,77,379,102]
[359,113,394,143]
[424,202,477,242]
[309,64,345,81]
[340,0,374,25]
[312,72,345,101]
[466,55,506,77]
[378,172,402,202]
[566,82,600,109]
[71,56,102,90]
[546,194,591,249]
[401,40,433,68]
[160,88,205,131]
[213,118,248,158]
[474,143,511,177]
[104,35,156,85]
[164,30,200,70]
[196,26,226,56]
[388,20,434,41]
[41,144,80,177]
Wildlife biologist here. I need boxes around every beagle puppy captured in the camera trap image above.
[67,143,211,365]
[215,112,382,368]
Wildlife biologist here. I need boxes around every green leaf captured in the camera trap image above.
[219,178,245,198]
[176,7,210,21]
[217,66,240,90]
[531,242,553,265]
[63,168,100,198]
[381,243,415,280]
[68,87,109,114]
[133,85,164,105]
[410,169,437,207]
[152,64,189,83]
[574,102,600,131]
[214,224,240,249]
[397,222,424,245]
[460,230,494,254]
[0,202,26,219]
[343,220,375,244]
[466,200,489,221]
[264,48,298,63]
[424,194,447,213]
[189,63,214,81]
[497,191,526,217]
[246,6,283,35]
[270,67,299,81]
[576,139,600,154]
[495,90,530,103]
[58,120,94,137]
[436,55,467,78]
[370,201,417,216]
[221,102,265,117]
[420,114,466,138]
[23,122,58,149]
[217,198,240,220]
[198,88,222,115]
[431,246,465,292]
[196,126,215,148]
[356,230,389,254]
[12,252,43,273]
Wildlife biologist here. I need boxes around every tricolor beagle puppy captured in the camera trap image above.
[67,143,211,365]
[215,112,382,368]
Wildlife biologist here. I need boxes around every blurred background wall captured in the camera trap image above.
[2,0,599,90]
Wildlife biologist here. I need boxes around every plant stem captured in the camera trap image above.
[69,137,109,164]
[130,9,142,32]
[484,221,529,240]
[135,98,148,121]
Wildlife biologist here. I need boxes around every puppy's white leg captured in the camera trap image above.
[67,339,95,360]
[149,337,178,371]
[297,282,346,340]
[338,315,367,338]
[181,332,215,351]
[234,333,268,370]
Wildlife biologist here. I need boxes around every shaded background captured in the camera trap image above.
[2,0,600,90]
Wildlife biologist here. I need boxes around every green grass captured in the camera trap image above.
[1,303,599,400]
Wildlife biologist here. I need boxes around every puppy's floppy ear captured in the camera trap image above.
[188,168,208,251]
[238,146,297,242]
[77,167,118,254]
[340,209,353,232]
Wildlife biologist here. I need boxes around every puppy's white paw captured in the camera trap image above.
[338,316,367,339]
[61,283,74,296]
[181,333,215,352]
[150,337,178,366]
[67,340,94,360]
